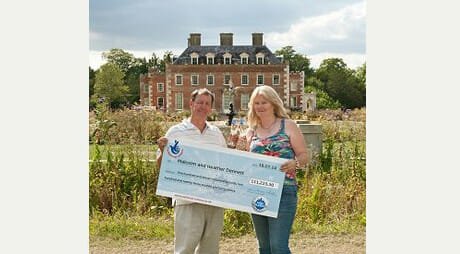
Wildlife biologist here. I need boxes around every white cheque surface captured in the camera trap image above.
[156,139,287,218]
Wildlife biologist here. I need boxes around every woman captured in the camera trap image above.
[245,85,308,254]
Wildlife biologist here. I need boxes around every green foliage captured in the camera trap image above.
[275,46,314,77]
[222,210,253,237]
[315,58,365,108]
[305,85,342,109]
[91,101,117,145]
[89,67,96,108]
[89,108,169,145]
[93,63,130,108]
[90,211,174,240]
[89,144,170,216]
[89,110,366,239]
[102,48,136,74]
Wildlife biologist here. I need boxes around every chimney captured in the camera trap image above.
[188,33,201,46]
[220,33,233,46]
[252,33,263,46]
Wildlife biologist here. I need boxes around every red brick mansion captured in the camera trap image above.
[140,33,314,114]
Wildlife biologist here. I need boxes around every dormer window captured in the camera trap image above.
[256,53,265,64]
[206,53,215,64]
[223,53,232,64]
[240,53,249,64]
[190,52,199,65]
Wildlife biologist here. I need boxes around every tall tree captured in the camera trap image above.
[92,63,129,108]
[89,66,97,109]
[315,58,365,108]
[275,46,314,77]
[102,48,135,74]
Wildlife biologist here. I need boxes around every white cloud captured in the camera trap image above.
[265,1,366,54]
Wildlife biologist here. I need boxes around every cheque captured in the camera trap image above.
[156,139,288,218]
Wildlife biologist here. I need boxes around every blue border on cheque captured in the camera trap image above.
[156,139,288,218]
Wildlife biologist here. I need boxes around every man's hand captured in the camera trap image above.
[157,137,168,152]
[156,137,168,168]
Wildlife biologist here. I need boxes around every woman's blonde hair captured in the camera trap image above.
[247,85,289,129]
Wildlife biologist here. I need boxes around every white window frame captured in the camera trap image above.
[272,74,280,86]
[175,93,183,110]
[157,83,164,92]
[290,96,297,107]
[175,74,183,86]
[207,74,214,86]
[241,74,249,85]
[257,74,264,85]
[157,97,164,109]
[206,53,215,65]
[143,83,150,93]
[191,74,199,86]
[190,52,199,65]
[256,53,265,64]
[290,81,298,91]
[222,93,231,113]
[240,53,249,64]
[241,93,249,110]
[224,53,232,64]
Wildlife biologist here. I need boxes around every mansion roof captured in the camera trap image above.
[172,45,283,65]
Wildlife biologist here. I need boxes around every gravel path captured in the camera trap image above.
[90,232,365,253]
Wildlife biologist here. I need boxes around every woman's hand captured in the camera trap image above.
[281,159,297,179]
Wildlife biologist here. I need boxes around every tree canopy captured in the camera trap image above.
[92,63,129,108]
[315,58,365,108]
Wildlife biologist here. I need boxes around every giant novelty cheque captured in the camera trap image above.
[156,139,287,218]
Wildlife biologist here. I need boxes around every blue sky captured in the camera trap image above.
[90,0,366,69]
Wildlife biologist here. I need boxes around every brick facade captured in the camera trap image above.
[140,33,305,113]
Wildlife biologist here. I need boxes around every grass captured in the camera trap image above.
[90,212,174,240]
[89,108,366,241]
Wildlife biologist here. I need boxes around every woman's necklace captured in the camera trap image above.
[260,118,278,131]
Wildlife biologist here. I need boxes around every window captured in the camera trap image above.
[157,97,164,109]
[175,74,183,85]
[143,84,150,93]
[257,74,264,85]
[240,53,249,64]
[290,96,297,107]
[290,81,297,91]
[241,94,249,110]
[175,93,183,110]
[241,74,249,85]
[224,53,232,64]
[157,83,164,92]
[272,74,280,85]
[257,57,264,64]
[256,53,265,64]
[190,52,199,65]
[191,75,199,86]
[206,53,215,64]
[222,93,231,113]
[207,74,214,86]
[224,74,231,85]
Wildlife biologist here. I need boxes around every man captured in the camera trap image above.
[157,88,227,254]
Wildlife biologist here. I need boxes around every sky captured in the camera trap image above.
[90,0,366,70]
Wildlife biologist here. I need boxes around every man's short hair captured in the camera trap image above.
[191,88,215,105]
